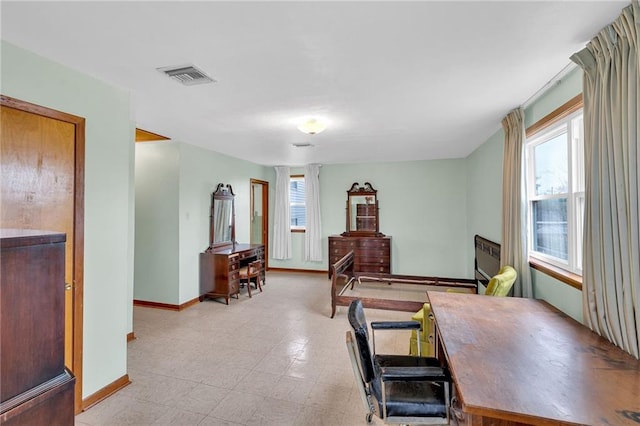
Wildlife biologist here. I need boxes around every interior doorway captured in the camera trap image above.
[250,179,269,267]
[0,95,85,413]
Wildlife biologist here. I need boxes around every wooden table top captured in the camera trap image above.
[428,291,640,426]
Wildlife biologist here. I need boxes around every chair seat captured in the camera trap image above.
[238,260,262,297]
[384,380,447,418]
[238,266,260,276]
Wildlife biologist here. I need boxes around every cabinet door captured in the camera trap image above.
[1,235,65,401]
[199,253,216,295]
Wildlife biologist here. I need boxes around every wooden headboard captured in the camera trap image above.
[474,234,501,287]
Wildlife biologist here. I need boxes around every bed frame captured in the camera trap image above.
[329,234,501,318]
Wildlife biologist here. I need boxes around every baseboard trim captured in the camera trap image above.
[81,374,130,411]
[133,297,200,311]
[126,332,136,342]
[268,267,326,274]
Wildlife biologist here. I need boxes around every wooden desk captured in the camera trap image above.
[428,291,640,426]
[199,243,265,304]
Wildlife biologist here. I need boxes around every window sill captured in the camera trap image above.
[291,229,305,233]
[529,258,582,291]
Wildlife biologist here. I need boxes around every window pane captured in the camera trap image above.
[290,205,306,227]
[534,132,568,195]
[290,177,305,228]
[532,198,568,260]
[576,195,585,271]
[572,115,585,193]
[290,178,305,203]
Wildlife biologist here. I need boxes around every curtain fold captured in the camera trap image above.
[501,107,533,298]
[570,0,639,358]
[304,164,323,262]
[273,166,292,259]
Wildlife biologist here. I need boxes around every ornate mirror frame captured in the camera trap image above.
[341,182,384,237]
[207,183,236,251]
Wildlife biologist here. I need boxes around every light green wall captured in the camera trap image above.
[463,66,584,322]
[465,129,504,277]
[532,269,583,321]
[177,142,265,304]
[269,160,471,278]
[134,142,180,304]
[2,41,134,397]
[134,141,266,305]
[524,68,582,129]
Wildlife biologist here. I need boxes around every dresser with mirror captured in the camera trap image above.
[328,182,391,277]
[199,183,265,304]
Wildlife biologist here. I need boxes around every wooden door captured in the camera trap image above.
[0,96,84,413]
[250,179,269,267]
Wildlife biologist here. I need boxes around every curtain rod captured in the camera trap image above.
[522,62,578,109]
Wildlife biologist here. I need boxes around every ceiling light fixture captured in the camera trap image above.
[297,118,327,135]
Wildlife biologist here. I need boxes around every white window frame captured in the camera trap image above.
[526,108,584,276]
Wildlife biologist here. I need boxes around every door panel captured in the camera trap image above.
[250,179,269,267]
[0,97,84,413]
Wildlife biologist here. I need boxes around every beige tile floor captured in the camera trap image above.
[75,271,420,426]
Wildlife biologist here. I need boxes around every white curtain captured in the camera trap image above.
[501,107,533,298]
[273,166,292,259]
[571,0,640,358]
[304,164,322,262]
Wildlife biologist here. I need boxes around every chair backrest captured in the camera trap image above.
[347,299,376,383]
[485,265,517,296]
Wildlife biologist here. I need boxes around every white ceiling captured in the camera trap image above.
[1,1,628,166]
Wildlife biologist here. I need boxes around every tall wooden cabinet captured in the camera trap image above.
[0,229,75,426]
[330,182,391,277]
[328,235,391,277]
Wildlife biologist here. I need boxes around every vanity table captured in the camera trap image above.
[199,184,265,304]
[199,244,265,305]
[328,183,391,277]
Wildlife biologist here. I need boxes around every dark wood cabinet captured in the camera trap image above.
[328,235,391,277]
[200,243,265,304]
[0,229,75,425]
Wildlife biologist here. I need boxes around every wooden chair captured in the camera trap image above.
[239,260,262,297]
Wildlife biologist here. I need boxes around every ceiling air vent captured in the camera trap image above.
[157,64,215,86]
[292,143,314,148]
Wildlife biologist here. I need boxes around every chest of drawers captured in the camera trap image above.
[328,235,391,277]
[1,229,75,425]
